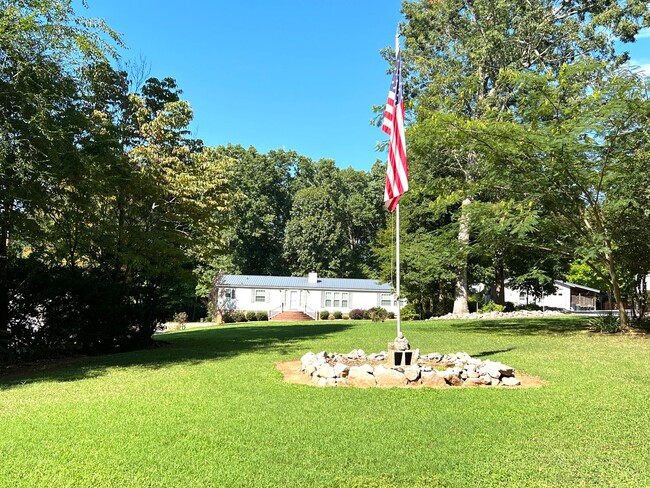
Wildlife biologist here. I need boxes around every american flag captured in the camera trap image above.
[382,40,408,212]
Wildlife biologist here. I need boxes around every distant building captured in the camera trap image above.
[505,281,600,311]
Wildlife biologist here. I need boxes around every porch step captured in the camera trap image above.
[271,311,314,322]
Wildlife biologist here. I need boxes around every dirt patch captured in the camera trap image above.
[276,360,544,389]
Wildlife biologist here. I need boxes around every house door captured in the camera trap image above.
[289,290,300,310]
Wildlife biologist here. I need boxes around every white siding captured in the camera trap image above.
[504,283,571,310]
[221,286,400,314]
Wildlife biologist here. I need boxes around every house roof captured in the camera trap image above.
[222,274,392,292]
[556,281,601,293]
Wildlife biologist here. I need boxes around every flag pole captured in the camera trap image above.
[396,202,401,336]
[394,30,402,338]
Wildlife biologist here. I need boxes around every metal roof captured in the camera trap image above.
[222,274,392,292]
[556,281,601,293]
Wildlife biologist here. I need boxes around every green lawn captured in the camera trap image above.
[1,317,649,487]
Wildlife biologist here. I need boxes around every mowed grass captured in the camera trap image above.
[1,317,649,487]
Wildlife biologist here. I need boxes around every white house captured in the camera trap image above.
[220,273,399,320]
[504,280,600,311]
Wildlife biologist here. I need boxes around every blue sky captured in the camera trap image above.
[78,0,404,172]
[77,1,650,172]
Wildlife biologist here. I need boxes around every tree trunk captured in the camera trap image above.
[493,252,505,305]
[453,198,471,315]
[604,253,629,330]
[0,200,9,337]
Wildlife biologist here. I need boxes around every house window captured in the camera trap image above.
[225,288,235,299]
[255,290,266,303]
[380,293,392,307]
[333,292,341,307]
[325,292,332,307]
[341,292,349,308]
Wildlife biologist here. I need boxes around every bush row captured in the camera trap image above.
[222,310,269,323]
[320,308,398,322]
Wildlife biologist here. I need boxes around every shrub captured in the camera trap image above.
[479,302,505,313]
[320,310,330,320]
[245,311,258,321]
[588,314,621,333]
[504,301,516,312]
[333,311,342,319]
[387,311,395,319]
[233,311,248,322]
[173,312,188,330]
[366,307,388,322]
[256,311,268,321]
[221,312,235,324]
[400,304,418,321]
[349,309,365,320]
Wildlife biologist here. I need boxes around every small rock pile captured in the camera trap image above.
[300,350,521,388]
[428,310,564,320]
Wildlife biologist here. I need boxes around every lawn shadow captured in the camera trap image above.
[0,322,352,390]
[450,317,590,336]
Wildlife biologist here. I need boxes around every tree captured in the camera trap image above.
[0,0,121,338]
[283,187,348,277]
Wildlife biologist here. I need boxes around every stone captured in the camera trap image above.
[464,377,484,386]
[317,377,327,387]
[349,365,374,379]
[326,378,337,387]
[333,363,349,378]
[300,352,317,369]
[348,372,376,387]
[316,351,328,360]
[466,370,479,379]
[316,364,335,379]
[478,365,502,379]
[483,360,515,377]
[392,332,410,351]
[440,368,463,386]
[404,365,420,382]
[374,365,408,387]
[502,376,521,387]
[413,348,420,362]
[304,364,317,376]
[421,371,447,387]
[490,377,501,386]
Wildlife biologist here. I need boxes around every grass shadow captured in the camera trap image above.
[0,322,352,390]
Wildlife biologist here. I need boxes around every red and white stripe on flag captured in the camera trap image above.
[382,45,408,212]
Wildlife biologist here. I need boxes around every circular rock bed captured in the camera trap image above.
[278,349,542,388]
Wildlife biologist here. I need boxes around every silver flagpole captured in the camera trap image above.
[394,30,402,338]
[396,202,401,336]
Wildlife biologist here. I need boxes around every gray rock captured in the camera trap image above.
[300,352,317,369]
[304,364,317,376]
[421,371,447,387]
[348,364,373,379]
[404,365,421,382]
[502,376,521,387]
[333,363,350,378]
[348,371,376,387]
[374,365,408,387]
[483,360,515,377]
[316,364,335,379]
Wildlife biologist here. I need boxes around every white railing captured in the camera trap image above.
[303,306,318,320]
[268,304,284,320]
